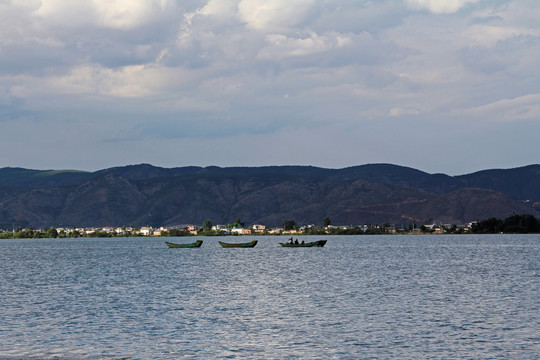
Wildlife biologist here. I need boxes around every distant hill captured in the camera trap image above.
[0,164,538,228]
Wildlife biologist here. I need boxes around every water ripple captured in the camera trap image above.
[1,235,539,359]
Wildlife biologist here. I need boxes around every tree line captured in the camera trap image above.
[471,214,540,234]
[2,214,540,239]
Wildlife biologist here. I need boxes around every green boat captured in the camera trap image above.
[279,240,327,247]
[218,240,258,248]
[165,240,203,248]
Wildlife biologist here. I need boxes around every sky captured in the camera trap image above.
[1,0,539,175]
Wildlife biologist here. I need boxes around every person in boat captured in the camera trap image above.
[289,237,294,244]
[301,240,305,244]
[295,239,299,244]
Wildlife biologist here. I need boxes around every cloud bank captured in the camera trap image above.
[0,0,539,174]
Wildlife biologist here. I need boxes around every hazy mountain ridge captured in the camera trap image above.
[0,164,538,228]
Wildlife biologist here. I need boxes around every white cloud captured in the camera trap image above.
[463,24,540,48]
[9,63,184,99]
[388,107,421,117]
[199,0,237,19]
[237,0,315,31]
[93,0,169,29]
[35,0,98,28]
[458,94,540,123]
[257,32,350,60]
[405,0,480,14]
[34,0,176,29]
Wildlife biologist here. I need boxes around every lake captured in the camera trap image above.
[1,235,539,359]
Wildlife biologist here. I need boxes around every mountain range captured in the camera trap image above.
[0,164,539,229]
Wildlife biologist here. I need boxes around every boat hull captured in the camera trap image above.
[165,240,203,248]
[218,240,258,248]
[279,240,327,247]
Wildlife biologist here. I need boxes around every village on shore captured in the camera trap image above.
[56,222,475,236]
[0,221,479,239]
[2,213,539,238]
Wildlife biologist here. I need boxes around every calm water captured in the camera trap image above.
[0,235,539,359]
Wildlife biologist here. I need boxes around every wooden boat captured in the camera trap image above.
[218,240,258,248]
[279,240,327,247]
[165,240,203,248]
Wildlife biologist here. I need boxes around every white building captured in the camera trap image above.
[251,224,266,233]
[140,227,152,236]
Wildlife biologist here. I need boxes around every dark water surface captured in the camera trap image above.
[1,235,539,359]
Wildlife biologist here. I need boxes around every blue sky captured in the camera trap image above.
[1,0,539,175]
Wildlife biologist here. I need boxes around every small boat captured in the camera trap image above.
[165,240,203,248]
[279,240,327,247]
[218,240,258,248]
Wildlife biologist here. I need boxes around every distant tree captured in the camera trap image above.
[303,226,327,236]
[323,217,332,227]
[522,214,540,233]
[167,228,190,237]
[503,214,540,233]
[203,219,213,231]
[282,220,296,231]
[14,229,36,239]
[68,230,81,238]
[46,227,58,238]
[472,217,503,233]
[233,218,244,228]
